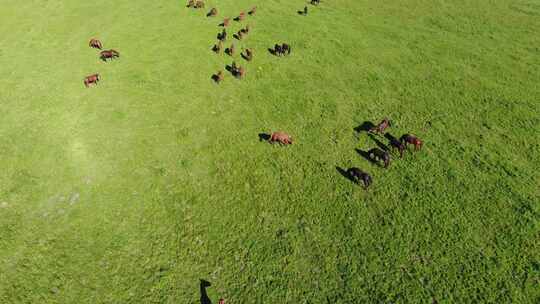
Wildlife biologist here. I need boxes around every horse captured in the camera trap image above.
[248,6,257,15]
[401,134,423,151]
[235,12,245,21]
[217,29,227,41]
[89,38,102,50]
[368,148,391,168]
[207,8,217,17]
[100,49,119,61]
[242,48,253,61]
[220,18,230,27]
[281,43,291,55]
[269,132,293,145]
[346,167,372,189]
[194,0,205,8]
[212,71,224,83]
[370,118,390,134]
[274,44,283,56]
[212,41,223,53]
[84,74,100,87]
[226,44,235,56]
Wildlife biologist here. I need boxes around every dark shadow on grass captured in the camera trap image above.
[241,53,249,61]
[336,166,355,184]
[200,279,212,304]
[355,148,377,165]
[268,48,276,56]
[258,133,271,142]
[368,133,389,151]
[211,74,220,83]
[354,121,375,133]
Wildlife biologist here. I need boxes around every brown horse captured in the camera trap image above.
[212,71,224,83]
[401,134,423,151]
[242,48,253,61]
[100,49,119,61]
[89,38,102,50]
[225,44,235,56]
[346,167,372,189]
[84,74,100,87]
[194,0,205,8]
[212,41,223,53]
[207,8,217,17]
[248,6,257,15]
[368,148,391,168]
[186,0,195,8]
[269,132,293,145]
[234,12,245,21]
[220,18,230,27]
[370,118,390,134]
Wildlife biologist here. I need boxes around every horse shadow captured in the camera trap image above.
[233,34,242,40]
[200,279,212,304]
[355,148,377,165]
[368,133,389,151]
[258,133,271,142]
[336,166,355,184]
[354,121,375,133]
[241,53,250,61]
[268,48,277,56]
[225,47,233,56]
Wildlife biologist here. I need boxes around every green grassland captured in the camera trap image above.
[1,0,539,303]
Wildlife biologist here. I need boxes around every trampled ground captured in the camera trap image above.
[0,0,539,303]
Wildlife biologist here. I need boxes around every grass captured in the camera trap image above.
[0,0,539,303]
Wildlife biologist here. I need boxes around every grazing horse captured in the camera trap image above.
[226,44,235,56]
[240,25,250,34]
[84,74,100,87]
[100,49,119,61]
[370,118,390,134]
[273,44,283,55]
[221,18,230,27]
[212,71,224,83]
[217,29,227,41]
[311,0,320,5]
[368,148,391,168]
[186,0,195,8]
[269,131,293,145]
[346,167,372,189]
[248,6,257,15]
[207,8,217,17]
[212,41,223,53]
[235,12,245,21]
[194,0,205,8]
[235,30,244,40]
[401,134,423,151]
[281,43,291,55]
[89,38,102,50]
[242,48,253,61]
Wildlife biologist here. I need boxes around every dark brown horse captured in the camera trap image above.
[89,38,102,50]
[241,48,253,61]
[100,49,119,61]
[346,167,372,189]
[225,44,235,56]
[269,132,293,145]
[370,118,390,134]
[368,148,391,168]
[84,74,100,87]
[401,134,423,151]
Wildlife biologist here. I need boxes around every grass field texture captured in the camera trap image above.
[0,0,539,303]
